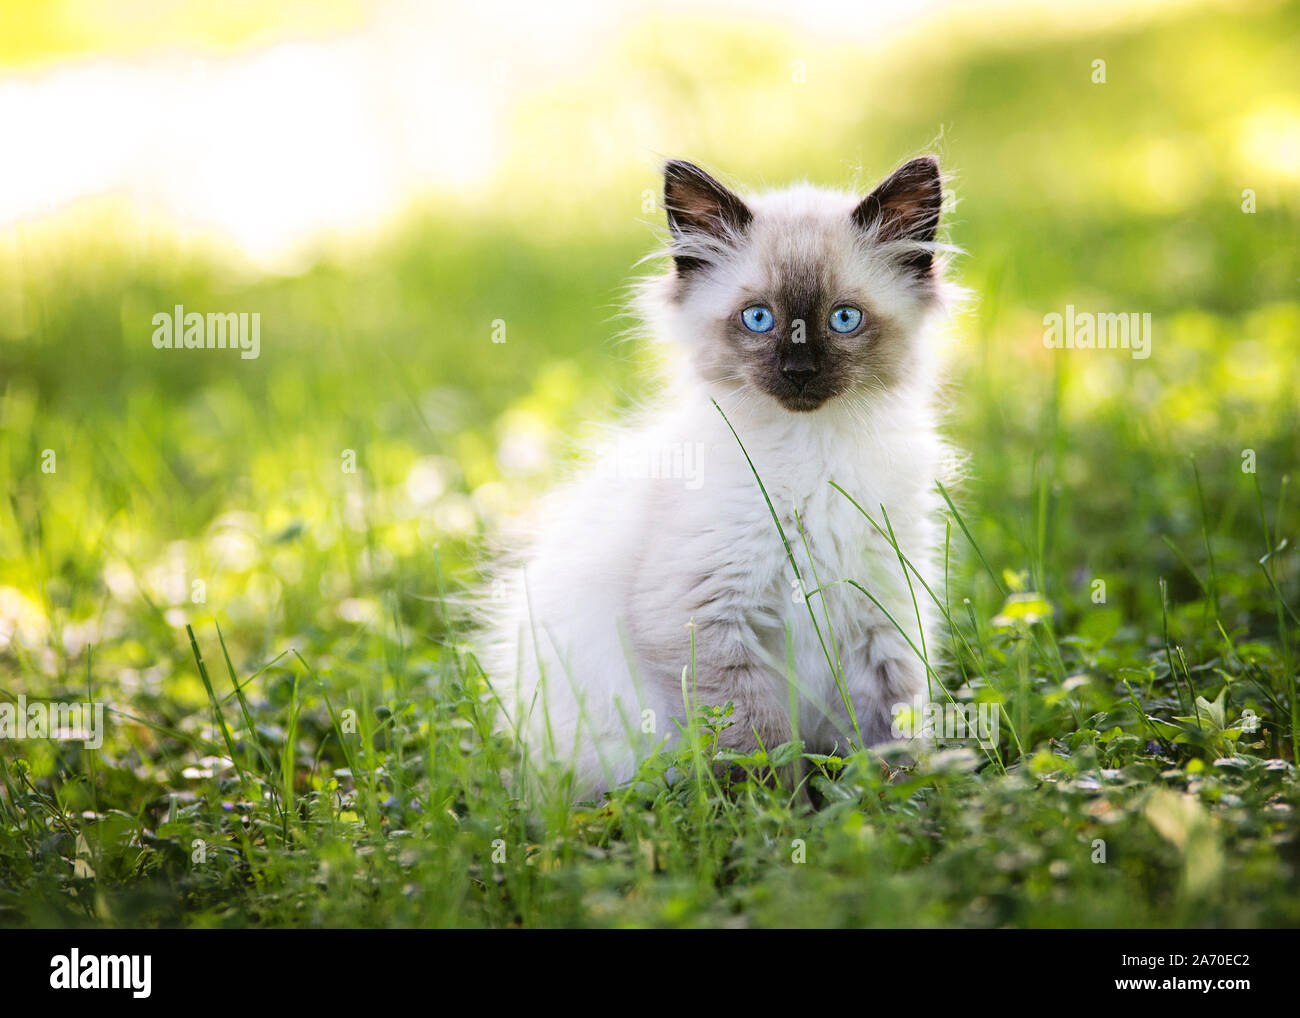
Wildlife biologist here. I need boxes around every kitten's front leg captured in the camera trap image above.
[848,627,932,748]
[629,488,795,783]
[685,615,791,762]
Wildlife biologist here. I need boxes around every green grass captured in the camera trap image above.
[1,1,1299,927]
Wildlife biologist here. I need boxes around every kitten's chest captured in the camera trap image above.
[758,444,922,638]
[766,457,892,591]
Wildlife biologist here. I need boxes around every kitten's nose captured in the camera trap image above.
[781,365,819,390]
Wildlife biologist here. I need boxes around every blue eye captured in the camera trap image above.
[741,305,775,333]
[829,306,863,333]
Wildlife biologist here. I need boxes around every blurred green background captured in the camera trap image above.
[0,0,1298,927]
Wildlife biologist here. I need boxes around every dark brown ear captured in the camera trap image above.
[663,159,752,273]
[852,156,943,276]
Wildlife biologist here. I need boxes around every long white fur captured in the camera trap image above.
[478,172,960,800]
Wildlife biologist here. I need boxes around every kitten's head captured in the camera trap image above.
[652,157,949,413]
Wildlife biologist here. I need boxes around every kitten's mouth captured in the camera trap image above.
[773,389,833,413]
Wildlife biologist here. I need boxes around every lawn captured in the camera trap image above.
[1,1,1298,927]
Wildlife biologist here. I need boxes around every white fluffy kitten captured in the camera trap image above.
[481,156,958,800]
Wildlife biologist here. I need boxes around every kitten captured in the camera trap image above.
[480,156,958,800]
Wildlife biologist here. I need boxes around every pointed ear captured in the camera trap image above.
[663,160,753,273]
[852,156,943,276]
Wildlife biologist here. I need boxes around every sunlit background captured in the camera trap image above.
[7,0,1298,265]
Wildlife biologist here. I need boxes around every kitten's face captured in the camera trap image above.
[659,158,944,413]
